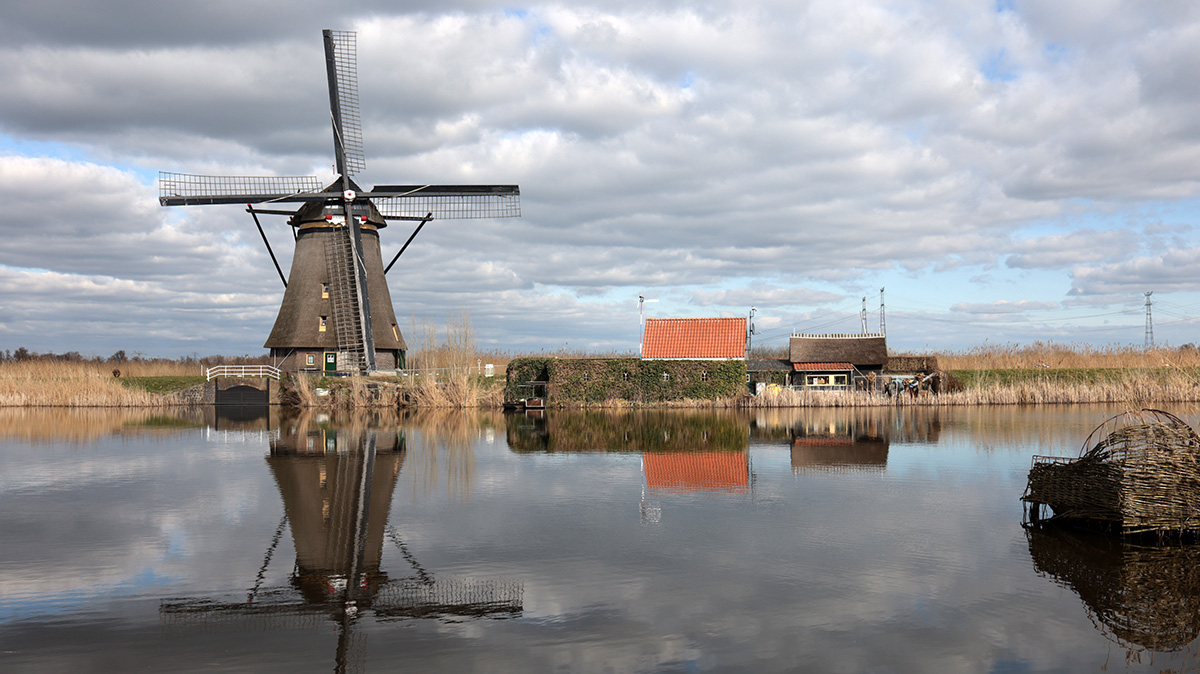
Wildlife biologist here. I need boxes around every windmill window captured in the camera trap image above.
[319,316,328,332]
[392,324,399,340]
[321,283,329,299]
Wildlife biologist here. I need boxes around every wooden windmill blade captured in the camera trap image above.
[157,172,330,206]
[368,185,522,220]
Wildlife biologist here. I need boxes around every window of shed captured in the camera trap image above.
[661,373,670,382]
[306,354,316,366]
[701,371,709,382]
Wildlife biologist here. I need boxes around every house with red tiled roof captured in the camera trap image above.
[641,317,747,360]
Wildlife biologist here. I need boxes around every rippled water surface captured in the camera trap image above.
[4,404,1200,673]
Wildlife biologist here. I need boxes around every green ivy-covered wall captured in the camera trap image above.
[505,357,748,404]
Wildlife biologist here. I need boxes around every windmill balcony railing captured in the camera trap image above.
[206,365,283,381]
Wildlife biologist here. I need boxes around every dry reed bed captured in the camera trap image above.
[283,373,500,409]
[0,361,202,407]
[935,343,1200,371]
[0,370,170,407]
[749,373,1200,407]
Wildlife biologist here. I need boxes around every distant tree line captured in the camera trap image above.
[0,348,268,367]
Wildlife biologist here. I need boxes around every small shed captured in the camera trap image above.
[788,333,887,389]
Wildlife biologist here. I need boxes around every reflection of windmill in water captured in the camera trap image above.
[160,419,522,671]
[159,30,521,373]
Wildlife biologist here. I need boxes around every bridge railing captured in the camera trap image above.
[205,365,283,381]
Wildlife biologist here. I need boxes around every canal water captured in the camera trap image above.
[3,404,1200,672]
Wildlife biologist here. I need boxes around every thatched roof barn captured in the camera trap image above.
[788,333,887,370]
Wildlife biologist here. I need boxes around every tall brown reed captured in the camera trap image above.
[0,361,176,407]
[934,342,1200,371]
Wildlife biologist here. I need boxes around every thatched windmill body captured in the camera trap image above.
[159,30,521,373]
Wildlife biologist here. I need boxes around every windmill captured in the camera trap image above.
[159,30,521,373]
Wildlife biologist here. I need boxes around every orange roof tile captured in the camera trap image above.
[642,317,746,359]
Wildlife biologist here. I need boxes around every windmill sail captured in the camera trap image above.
[323,29,375,371]
[158,173,326,206]
[370,185,522,220]
[323,30,365,177]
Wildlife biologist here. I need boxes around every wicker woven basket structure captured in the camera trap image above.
[1022,409,1200,536]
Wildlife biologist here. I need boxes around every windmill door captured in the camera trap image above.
[324,352,337,373]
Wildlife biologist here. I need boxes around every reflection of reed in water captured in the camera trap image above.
[0,407,209,444]
[1026,525,1200,653]
[748,406,941,446]
[399,409,490,502]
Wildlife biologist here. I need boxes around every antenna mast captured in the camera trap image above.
[1144,291,1154,350]
[879,287,886,336]
[860,297,868,334]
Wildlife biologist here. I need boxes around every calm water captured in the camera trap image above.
[4,404,1200,673]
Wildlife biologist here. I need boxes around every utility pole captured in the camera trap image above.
[1144,291,1154,350]
[879,287,886,336]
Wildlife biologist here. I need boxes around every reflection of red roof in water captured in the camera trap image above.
[643,452,749,492]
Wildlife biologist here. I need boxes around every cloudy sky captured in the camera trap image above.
[2,0,1199,358]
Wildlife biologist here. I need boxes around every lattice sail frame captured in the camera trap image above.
[325,30,365,176]
[372,186,522,220]
[158,173,324,205]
